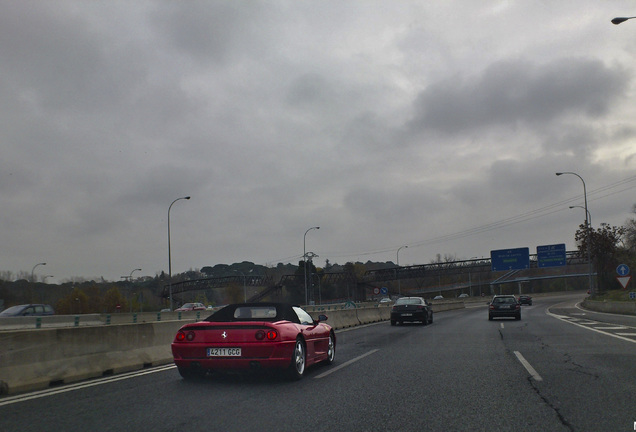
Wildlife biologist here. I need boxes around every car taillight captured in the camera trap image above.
[255,330,278,340]
[489,305,494,310]
[416,306,423,310]
[176,331,195,341]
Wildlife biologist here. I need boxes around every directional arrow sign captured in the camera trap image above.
[617,264,630,276]
[617,276,631,289]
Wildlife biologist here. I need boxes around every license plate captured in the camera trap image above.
[401,313,413,316]
[207,347,241,357]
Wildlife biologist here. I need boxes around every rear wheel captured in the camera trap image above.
[288,338,306,380]
[488,314,493,321]
[390,320,396,326]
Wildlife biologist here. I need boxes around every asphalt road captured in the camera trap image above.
[1,292,635,432]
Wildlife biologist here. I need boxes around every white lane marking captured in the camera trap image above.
[314,349,380,379]
[546,308,636,345]
[514,351,543,382]
[500,323,504,329]
[594,326,628,330]
[0,365,176,407]
[336,321,385,333]
[616,333,636,337]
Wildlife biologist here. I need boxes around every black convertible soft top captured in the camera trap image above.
[204,303,301,324]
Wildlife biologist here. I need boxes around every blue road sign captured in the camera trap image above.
[380,287,389,295]
[617,264,630,276]
[630,292,636,300]
[537,244,566,268]
[491,247,530,272]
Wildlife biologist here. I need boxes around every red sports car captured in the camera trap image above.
[171,302,336,380]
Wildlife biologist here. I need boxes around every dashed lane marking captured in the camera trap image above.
[514,351,543,382]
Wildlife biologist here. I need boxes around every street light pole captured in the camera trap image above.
[168,196,190,311]
[303,226,319,305]
[128,268,142,313]
[569,206,592,225]
[397,246,408,295]
[556,172,593,296]
[30,262,46,303]
[31,262,46,283]
[129,268,142,281]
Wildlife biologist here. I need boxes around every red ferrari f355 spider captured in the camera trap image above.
[171,303,336,380]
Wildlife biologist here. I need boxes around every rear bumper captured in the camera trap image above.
[172,341,294,371]
[489,310,520,318]
[391,311,427,322]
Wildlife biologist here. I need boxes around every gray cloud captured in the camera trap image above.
[1,1,635,282]
[407,58,629,135]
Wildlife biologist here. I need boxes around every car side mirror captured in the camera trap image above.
[317,314,328,322]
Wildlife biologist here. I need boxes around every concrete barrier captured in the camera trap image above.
[0,320,192,395]
[431,300,466,313]
[0,305,463,395]
[581,299,636,315]
[311,308,360,329]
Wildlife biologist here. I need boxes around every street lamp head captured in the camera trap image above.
[185,196,191,200]
[612,17,631,25]
[555,172,563,176]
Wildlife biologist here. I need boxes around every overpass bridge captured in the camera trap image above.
[163,252,590,303]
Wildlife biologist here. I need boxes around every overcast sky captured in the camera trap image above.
[2,1,636,283]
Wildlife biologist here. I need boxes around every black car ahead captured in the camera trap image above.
[518,295,533,305]
[391,297,433,326]
[488,295,520,321]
